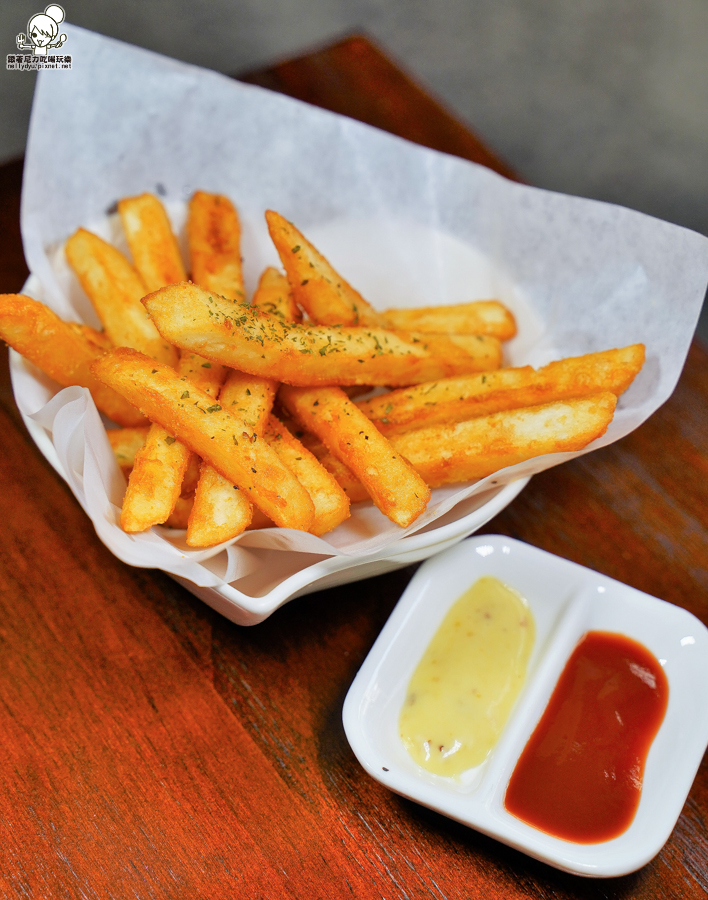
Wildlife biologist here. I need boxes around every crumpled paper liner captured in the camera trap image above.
[15,25,708,589]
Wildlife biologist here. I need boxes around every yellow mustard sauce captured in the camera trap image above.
[399,576,535,777]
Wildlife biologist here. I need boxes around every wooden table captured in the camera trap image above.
[1,35,706,899]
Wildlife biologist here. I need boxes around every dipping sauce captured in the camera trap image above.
[399,576,535,777]
[504,631,668,843]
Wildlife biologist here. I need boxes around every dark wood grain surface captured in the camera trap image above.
[1,34,706,899]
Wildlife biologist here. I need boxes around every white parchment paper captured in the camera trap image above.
[16,25,708,589]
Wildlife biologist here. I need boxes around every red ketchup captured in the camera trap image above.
[504,631,668,843]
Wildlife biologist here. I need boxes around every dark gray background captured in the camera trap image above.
[2,0,707,344]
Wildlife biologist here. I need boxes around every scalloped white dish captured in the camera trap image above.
[343,535,708,877]
[10,291,530,626]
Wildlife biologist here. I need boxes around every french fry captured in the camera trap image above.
[186,371,277,547]
[142,283,501,387]
[0,293,146,427]
[263,414,350,535]
[188,191,245,301]
[251,267,302,323]
[357,345,645,436]
[279,384,430,528]
[120,424,193,532]
[187,464,252,544]
[64,228,178,366]
[380,301,517,340]
[266,209,381,327]
[311,393,617,493]
[91,348,315,531]
[389,393,618,486]
[120,351,229,533]
[266,210,517,341]
[116,187,229,533]
[114,433,200,530]
[118,193,187,292]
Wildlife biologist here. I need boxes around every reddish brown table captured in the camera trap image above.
[1,35,706,899]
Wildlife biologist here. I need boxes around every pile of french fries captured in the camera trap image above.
[0,190,645,547]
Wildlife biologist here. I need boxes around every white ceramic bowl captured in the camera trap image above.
[343,535,708,877]
[9,285,530,625]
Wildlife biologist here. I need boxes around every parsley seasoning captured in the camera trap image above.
[164,436,176,445]
[181,391,190,399]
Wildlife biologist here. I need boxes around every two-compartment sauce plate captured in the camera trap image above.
[343,535,708,877]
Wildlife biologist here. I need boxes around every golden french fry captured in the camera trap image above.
[314,393,618,494]
[64,228,177,365]
[186,461,253,544]
[264,414,350,535]
[279,384,429,528]
[118,193,187,292]
[120,424,192,532]
[91,348,315,531]
[251,267,302,323]
[142,282,501,387]
[0,293,146,427]
[266,210,381,326]
[388,393,617,487]
[107,425,150,475]
[188,191,245,301]
[186,370,277,547]
[357,345,645,436]
[380,301,517,340]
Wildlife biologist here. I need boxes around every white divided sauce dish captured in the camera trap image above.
[342,535,708,877]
